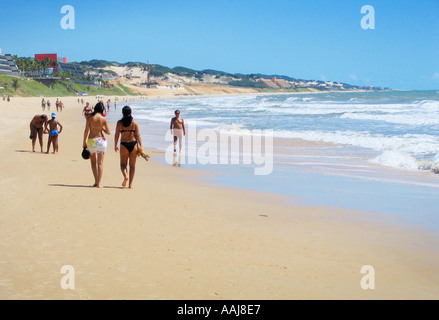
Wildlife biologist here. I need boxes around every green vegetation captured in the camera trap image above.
[0,74,132,97]
[117,83,133,95]
[149,64,173,77]
[78,60,118,69]
[14,56,58,77]
[228,79,268,88]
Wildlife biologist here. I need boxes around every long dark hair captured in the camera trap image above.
[121,106,133,127]
[92,102,105,116]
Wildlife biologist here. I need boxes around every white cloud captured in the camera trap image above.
[433,72,439,80]
[350,74,358,81]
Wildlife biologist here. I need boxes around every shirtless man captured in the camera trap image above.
[170,110,185,153]
[45,112,63,154]
[29,114,48,152]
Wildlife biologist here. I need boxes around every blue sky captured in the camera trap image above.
[0,0,438,90]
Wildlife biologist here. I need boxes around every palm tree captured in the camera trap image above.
[49,59,58,73]
[11,78,21,92]
[41,57,50,76]
[4,82,10,93]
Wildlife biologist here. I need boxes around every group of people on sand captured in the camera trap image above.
[82,102,186,189]
[30,100,186,189]
[40,98,65,112]
[29,112,63,154]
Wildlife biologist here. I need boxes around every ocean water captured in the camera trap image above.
[107,90,439,231]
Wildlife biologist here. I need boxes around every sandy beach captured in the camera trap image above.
[1,95,438,300]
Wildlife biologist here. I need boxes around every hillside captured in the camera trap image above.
[76,60,387,93]
[0,74,132,97]
[1,58,389,98]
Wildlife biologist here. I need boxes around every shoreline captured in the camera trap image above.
[1,96,439,299]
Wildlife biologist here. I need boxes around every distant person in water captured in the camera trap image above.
[83,102,110,188]
[114,106,143,188]
[170,109,185,154]
[29,114,48,152]
[45,112,63,154]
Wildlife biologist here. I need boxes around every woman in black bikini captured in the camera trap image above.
[114,106,143,188]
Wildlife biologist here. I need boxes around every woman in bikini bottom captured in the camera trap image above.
[120,140,137,153]
[114,106,143,188]
[87,137,107,154]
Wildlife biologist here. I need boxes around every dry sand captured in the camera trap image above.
[0,95,438,300]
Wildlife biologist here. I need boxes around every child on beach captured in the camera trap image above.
[45,112,63,154]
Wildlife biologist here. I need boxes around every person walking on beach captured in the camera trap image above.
[47,100,51,111]
[41,98,46,111]
[114,106,143,188]
[45,112,63,154]
[83,102,110,188]
[56,99,60,112]
[170,110,185,154]
[82,102,93,120]
[29,114,48,152]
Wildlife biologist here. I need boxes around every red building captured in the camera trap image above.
[35,54,60,72]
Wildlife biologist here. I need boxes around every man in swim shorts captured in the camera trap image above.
[170,109,185,154]
[29,114,48,152]
[45,112,63,154]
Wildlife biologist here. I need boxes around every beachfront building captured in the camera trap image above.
[274,78,292,88]
[57,61,85,78]
[35,54,84,76]
[0,48,20,76]
[258,78,280,89]
[34,53,60,73]
[257,77,292,89]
